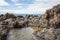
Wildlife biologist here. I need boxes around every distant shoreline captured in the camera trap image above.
[0,13,42,16]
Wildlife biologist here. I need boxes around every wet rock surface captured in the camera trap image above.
[0,4,60,40]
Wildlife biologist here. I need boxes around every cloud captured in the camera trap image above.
[0,4,50,14]
[0,4,49,14]
[35,0,60,3]
[12,0,35,4]
[0,9,45,14]
[0,0,60,14]
[12,0,17,3]
[0,0,9,6]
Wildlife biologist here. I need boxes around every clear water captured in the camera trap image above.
[6,27,35,40]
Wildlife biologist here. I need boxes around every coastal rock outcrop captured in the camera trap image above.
[33,4,60,40]
[33,28,60,40]
[0,4,60,40]
[39,4,60,28]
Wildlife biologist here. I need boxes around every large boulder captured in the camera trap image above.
[33,4,60,40]
[39,4,60,28]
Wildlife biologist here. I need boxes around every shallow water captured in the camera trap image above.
[6,27,35,40]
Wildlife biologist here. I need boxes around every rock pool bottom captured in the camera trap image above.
[6,27,35,40]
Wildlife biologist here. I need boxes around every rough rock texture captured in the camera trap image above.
[39,4,60,28]
[0,13,40,40]
[33,4,60,40]
[0,4,60,40]
[33,28,60,40]
[0,13,28,40]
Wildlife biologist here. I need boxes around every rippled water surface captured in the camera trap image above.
[6,27,35,40]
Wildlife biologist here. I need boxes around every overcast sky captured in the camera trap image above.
[0,0,60,14]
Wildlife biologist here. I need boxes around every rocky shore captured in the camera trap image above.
[0,4,60,40]
[33,4,60,40]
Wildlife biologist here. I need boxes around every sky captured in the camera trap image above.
[0,0,60,14]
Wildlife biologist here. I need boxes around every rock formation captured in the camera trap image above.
[33,28,60,40]
[0,4,60,40]
[33,4,60,40]
[39,4,60,28]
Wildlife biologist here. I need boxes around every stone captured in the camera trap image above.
[0,4,60,40]
[39,4,60,28]
[33,28,60,40]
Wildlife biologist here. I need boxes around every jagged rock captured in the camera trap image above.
[0,24,9,40]
[33,4,60,40]
[39,4,60,28]
[33,28,60,40]
[0,13,16,21]
[4,13,16,19]
[13,21,23,28]
[0,4,60,40]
